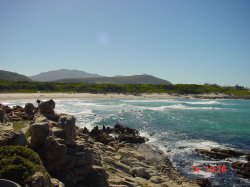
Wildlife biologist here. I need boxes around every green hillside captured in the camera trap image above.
[0,70,32,82]
[54,74,171,85]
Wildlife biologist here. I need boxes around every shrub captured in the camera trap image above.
[0,146,47,186]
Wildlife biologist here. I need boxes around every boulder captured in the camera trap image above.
[129,167,150,179]
[38,99,55,114]
[38,99,60,121]
[57,115,76,145]
[24,103,35,119]
[0,127,26,146]
[30,122,50,148]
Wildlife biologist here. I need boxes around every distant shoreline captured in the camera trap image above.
[0,92,249,102]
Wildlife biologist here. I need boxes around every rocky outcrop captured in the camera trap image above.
[0,126,26,146]
[30,121,50,149]
[196,147,250,181]
[231,154,250,180]
[85,123,147,145]
[57,115,76,145]
[24,103,36,119]
[232,161,250,179]
[38,99,60,121]
[196,148,245,159]
[0,100,203,187]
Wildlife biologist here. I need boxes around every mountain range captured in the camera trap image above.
[29,69,104,82]
[0,69,171,85]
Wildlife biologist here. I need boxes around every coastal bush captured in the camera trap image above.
[0,146,47,186]
[0,80,249,98]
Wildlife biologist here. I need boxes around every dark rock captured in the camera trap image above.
[193,178,212,187]
[196,148,245,159]
[114,123,139,136]
[118,134,145,144]
[79,166,109,187]
[74,151,93,167]
[0,106,7,123]
[246,154,250,162]
[232,161,250,179]
[24,103,35,119]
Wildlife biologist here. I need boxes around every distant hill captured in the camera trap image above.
[29,69,104,82]
[0,70,32,82]
[54,74,172,85]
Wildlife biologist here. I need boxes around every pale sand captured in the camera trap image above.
[0,92,230,102]
[0,93,181,102]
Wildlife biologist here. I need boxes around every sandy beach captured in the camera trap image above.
[0,93,181,102]
[0,92,232,102]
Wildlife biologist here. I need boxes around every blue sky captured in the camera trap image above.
[0,0,250,86]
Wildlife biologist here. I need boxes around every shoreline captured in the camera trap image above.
[0,99,204,186]
[0,92,247,102]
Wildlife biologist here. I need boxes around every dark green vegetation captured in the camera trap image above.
[54,74,172,84]
[0,80,249,98]
[0,146,48,186]
[0,70,32,82]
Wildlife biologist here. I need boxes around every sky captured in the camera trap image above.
[0,0,250,87]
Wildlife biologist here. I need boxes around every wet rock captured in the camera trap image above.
[232,161,250,179]
[193,178,212,187]
[196,148,244,159]
[114,123,139,136]
[0,127,26,146]
[118,134,146,144]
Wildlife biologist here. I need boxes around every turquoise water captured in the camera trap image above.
[4,98,250,186]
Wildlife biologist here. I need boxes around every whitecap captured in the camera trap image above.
[185,100,221,105]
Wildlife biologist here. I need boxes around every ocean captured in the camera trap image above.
[4,98,250,186]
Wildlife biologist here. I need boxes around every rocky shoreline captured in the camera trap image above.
[0,99,248,186]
